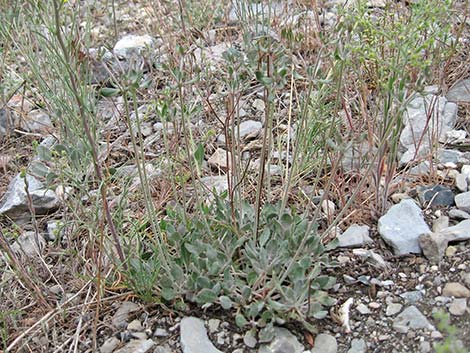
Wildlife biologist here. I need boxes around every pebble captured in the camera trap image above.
[114,339,155,353]
[392,306,435,333]
[180,317,222,353]
[462,272,470,287]
[310,334,337,353]
[386,303,403,316]
[128,319,143,331]
[154,328,169,337]
[356,303,371,315]
[445,246,458,257]
[400,291,424,303]
[112,302,140,329]
[100,337,120,353]
[337,224,373,248]
[321,199,336,216]
[252,99,265,112]
[347,338,367,353]
[243,331,257,348]
[258,327,304,353]
[455,173,468,192]
[442,282,470,297]
[448,298,468,316]
[455,191,470,212]
[419,341,431,353]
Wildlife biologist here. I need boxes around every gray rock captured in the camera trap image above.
[400,95,457,165]
[352,249,389,269]
[448,298,467,316]
[462,165,470,181]
[442,282,470,298]
[417,185,454,207]
[437,149,470,165]
[258,327,304,353]
[378,199,430,255]
[0,108,16,138]
[199,176,229,195]
[114,339,154,353]
[419,341,431,353]
[310,333,337,353]
[153,328,169,337]
[409,161,430,176]
[386,303,403,316]
[154,345,172,353]
[462,272,470,287]
[399,291,424,303]
[127,319,143,331]
[356,303,371,315]
[419,220,470,263]
[455,192,470,213]
[0,174,59,220]
[21,110,53,133]
[432,216,449,232]
[392,306,435,333]
[46,221,64,241]
[455,174,468,192]
[446,79,470,103]
[112,301,140,329]
[448,208,470,220]
[218,120,262,144]
[347,338,367,353]
[180,317,223,353]
[100,337,120,353]
[337,224,372,248]
[208,148,231,170]
[10,231,45,256]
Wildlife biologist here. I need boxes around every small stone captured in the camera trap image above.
[258,327,304,353]
[10,232,45,257]
[208,148,231,170]
[243,331,257,348]
[337,224,373,248]
[321,200,336,216]
[207,319,220,334]
[217,120,262,144]
[128,319,143,331]
[352,249,388,269]
[419,341,431,353]
[445,246,458,257]
[114,339,155,353]
[100,337,120,353]
[113,34,155,59]
[378,199,430,255]
[132,332,148,340]
[386,303,403,316]
[462,273,470,287]
[180,317,222,353]
[253,99,265,112]
[456,174,468,192]
[446,79,470,103]
[448,298,467,316]
[432,216,449,233]
[368,302,381,309]
[417,185,454,207]
[392,306,435,333]
[356,303,371,315]
[448,209,470,220]
[347,338,366,353]
[153,328,169,337]
[400,291,424,303]
[0,173,59,220]
[442,282,470,297]
[391,192,411,203]
[112,302,140,329]
[310,334,337,353]
[455,192,470,212]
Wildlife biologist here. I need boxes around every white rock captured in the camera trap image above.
[114,34,155,59]
[338,224,372,248]
[180,317,223,353]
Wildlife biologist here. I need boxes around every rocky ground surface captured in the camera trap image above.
[1,0,470,352]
